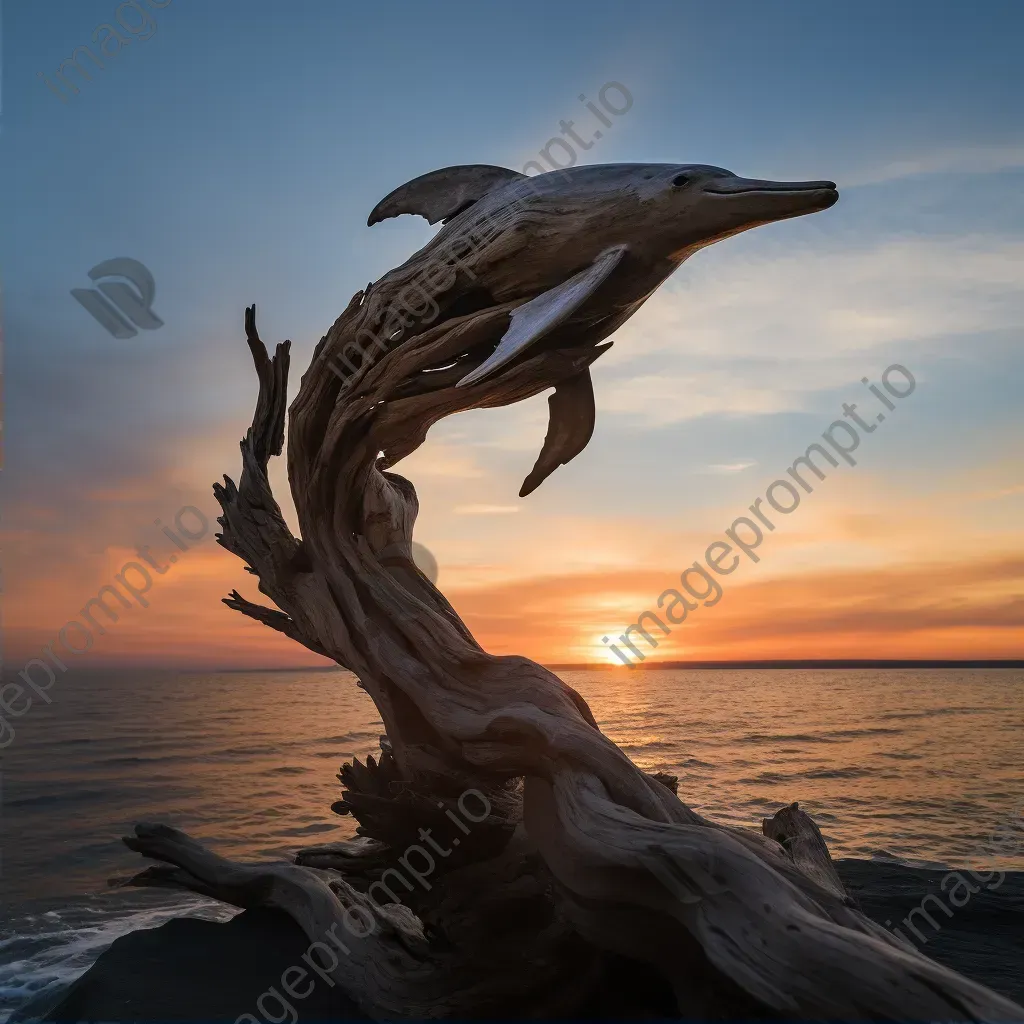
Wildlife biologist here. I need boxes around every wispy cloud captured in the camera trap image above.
[701,461,756,475]
[454,504,521,515]
[970,483,1024,502]
[593,233,1024,425]
[845,142,1024,188]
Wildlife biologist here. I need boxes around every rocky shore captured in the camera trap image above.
[13,861,1023,1022]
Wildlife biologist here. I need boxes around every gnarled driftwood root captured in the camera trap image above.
[123,293,1024,1022]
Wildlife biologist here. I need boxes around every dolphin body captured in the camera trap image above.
[368,163,838,494]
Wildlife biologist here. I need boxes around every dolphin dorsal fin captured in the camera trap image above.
[367,164,526,227]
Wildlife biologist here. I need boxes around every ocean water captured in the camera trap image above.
[1,666,1022,1019]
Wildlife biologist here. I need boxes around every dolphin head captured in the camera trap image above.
[651,163,838,257]
[507,162,837,269]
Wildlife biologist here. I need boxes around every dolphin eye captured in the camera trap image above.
[671,173,692,188]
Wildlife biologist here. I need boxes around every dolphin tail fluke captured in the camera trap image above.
[520,368,598,497]
[367,164,526,226]
[458,245,627,389]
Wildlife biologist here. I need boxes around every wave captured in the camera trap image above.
[0,893,236,1024]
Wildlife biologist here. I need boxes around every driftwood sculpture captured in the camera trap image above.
[123,163,1024,1020]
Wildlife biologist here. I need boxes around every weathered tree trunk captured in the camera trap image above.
[123,278,1024,1021]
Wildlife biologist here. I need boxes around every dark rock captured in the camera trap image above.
[837,860,1024,1004]
[18,863,1024,1022]
[14,908,367,1023]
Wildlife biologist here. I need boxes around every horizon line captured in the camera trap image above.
[19,657,1023,673]
[546,658,1024,671]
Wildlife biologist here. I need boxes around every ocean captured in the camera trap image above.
[1,666,1022,1019]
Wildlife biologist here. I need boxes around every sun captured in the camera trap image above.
[587,628,635,667]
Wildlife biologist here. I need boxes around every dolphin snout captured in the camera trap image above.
[704,176,838,208]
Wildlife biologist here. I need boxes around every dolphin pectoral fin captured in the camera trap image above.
[456,245,627,389]
[520,369,597,497]
[367,164,526,226]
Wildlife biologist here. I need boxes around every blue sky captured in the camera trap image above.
[5,0,1023,665]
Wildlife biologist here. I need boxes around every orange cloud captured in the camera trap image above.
[443,553,1024,665]
[7,543,1022,670]
[7,449,1022,674]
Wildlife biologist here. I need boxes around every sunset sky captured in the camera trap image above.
[5,0,1023,668]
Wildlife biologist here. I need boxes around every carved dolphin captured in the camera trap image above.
[369,163,837,493]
